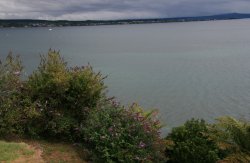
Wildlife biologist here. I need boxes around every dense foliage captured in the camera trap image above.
[216,116,250,152]
[0,50,166,162]
[211,117,250,162]
[26,50,106,139]
[165,117,250,163]
[0,50,106,139]
[165,119,221,163]
[0,53,38,136]
[83,102,166,163]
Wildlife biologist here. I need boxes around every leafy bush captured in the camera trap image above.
[26,50,106,139]
[27,50,70,109]
[0,50,106,140]
[0,53,23,102]
[216,116,250,152]
[82,102,166,163]
[165,119,221,163]
[212,117,250,162]
[0,53,39,136]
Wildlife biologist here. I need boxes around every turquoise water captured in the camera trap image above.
[1,19,250,133]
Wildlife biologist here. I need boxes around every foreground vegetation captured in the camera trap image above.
[0,50,249,162]
[0,139,90,162]
[0,141,34,162]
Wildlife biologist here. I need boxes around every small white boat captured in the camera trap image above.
[49,28,53,31]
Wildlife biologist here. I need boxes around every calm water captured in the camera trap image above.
[1,19,250,133]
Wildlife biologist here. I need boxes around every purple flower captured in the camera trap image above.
[139,141,146,148]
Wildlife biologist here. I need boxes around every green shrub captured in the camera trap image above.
[165,119,221,163]
[82,102,166,163]
[65,65,106,117]
[0,53,23,102]
[0,54,24,136]
[26,50,106,139]
[216,116,250,152]
[27,50,70,109]
[0,53,40,137]
[212,117,250,162]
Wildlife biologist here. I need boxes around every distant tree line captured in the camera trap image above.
[1,13,250,28]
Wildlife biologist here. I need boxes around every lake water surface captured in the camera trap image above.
[1,19,250,133]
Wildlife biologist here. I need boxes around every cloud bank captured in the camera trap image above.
[0,0,250,20]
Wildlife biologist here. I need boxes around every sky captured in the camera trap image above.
[0,0,250,20]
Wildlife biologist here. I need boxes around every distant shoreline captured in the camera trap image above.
[1,13,250,28]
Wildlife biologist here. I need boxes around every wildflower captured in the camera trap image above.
[139,141,146,148]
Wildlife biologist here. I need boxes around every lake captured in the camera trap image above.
[1,19,250,133]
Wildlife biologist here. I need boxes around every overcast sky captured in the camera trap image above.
[1,0,250,20]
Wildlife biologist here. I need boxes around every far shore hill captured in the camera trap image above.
[1,13,250,28]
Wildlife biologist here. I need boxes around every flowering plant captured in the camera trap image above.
[82,102,166,162]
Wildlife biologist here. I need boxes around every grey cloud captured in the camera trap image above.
[0,0,250,20]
